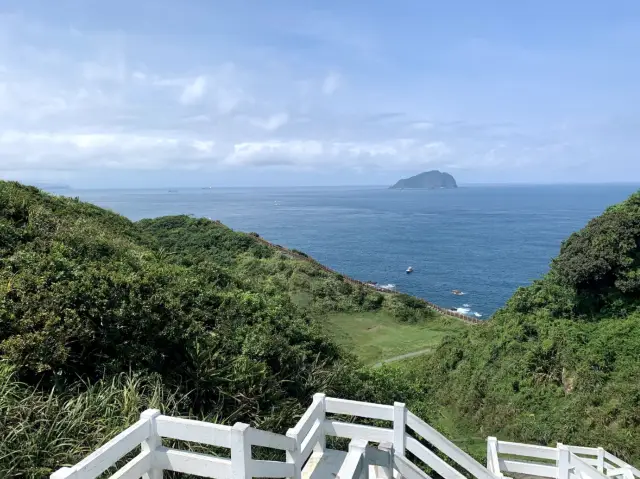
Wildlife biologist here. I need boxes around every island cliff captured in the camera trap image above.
[390,170,457,189]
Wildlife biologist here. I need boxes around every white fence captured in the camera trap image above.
[487,438,640,479]
[51,394,638,479]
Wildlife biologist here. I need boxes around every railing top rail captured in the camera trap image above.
[569,449,610,479]
[156,415,232,448]
[325,396,394,421]
[604,452,640,478]
[407,411,496,479]
[57,416,151,479]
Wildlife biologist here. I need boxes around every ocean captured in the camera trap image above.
[66,184,639,318]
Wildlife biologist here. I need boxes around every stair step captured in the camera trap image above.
[302,449,347,479]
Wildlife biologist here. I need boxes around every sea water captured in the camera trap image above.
[67,184,639,318]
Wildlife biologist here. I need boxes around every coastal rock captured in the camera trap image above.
[390,170,457,189]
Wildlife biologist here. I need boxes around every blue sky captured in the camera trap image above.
[1,0,639,187]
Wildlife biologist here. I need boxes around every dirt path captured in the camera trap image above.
[373,348,433,368]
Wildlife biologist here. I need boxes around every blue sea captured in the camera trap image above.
[67,184,639,318]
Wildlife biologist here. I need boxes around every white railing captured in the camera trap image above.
[50,409,296,479]
[51,395,638,479]
[487,438,639,479]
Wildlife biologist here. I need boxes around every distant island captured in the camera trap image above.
[390,170,457,189]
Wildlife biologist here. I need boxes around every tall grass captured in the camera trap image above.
[0,363,208,478]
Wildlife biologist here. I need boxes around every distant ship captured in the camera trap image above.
[406,266,413,274]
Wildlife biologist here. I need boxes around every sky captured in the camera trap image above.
[1,0,639,188]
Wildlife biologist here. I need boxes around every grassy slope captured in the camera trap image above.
[137,215,470,365]
[326,311,466,365]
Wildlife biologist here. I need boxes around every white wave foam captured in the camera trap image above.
[456,306,484,319]
[378,283,396,290]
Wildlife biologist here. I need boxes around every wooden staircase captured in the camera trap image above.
[51,394,639,479]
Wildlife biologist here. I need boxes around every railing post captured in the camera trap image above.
[232,422,251,479]
[286,428,301,479]
[140,409,162,479]
[487,437,496,471]
[313,393,326,454]
[558,444,571,479]
[349,439,368,479]
[393,402,406,457]
[597,447,605,473]
[375,441,394,479]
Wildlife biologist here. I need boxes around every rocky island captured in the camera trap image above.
[390,170,457,189]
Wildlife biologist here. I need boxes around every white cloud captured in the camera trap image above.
[224,138,451,168]
[249,113,290,131]
[322,71,341,95]
[179,75,207,105]
[1,8,634,183]
[411,121,434,130]
[0,130,218,170]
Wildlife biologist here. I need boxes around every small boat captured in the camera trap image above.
[406,266,413,274]
[452,290,464,296]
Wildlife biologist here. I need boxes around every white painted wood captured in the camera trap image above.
[325,397,394,421]
[64,417,151,479]
[394,453,433,479]
[498,459,557,478]
[231,422,251,479]
[336,440,366,479]
[154,446,232,479]
[290,397,323,439]
[300,420,323,464]
[313,393,327,454]
[571,452,610,479]
[568,446,599,456]
[286,429,301,479]
[249,459,296,478]
[109,451,152,479]
[598,448,606,473]
[247,426,296,451]
[607,468,634,479]
[323,420,394,443]
[407,436,466,479]
[407,412,494,479]
[53,393,640,479]
[156,415,232,448]
[50,467,74,479]
[487,437,500,475]
[558,444,571,479]
[605,452,640,478]
[393,402,406,456]
[374,442,394,479]
[302,449,347,479]
[140,409,162,479]
[497,441,557,460]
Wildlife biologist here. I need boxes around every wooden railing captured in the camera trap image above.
[51,395,636,479]
[487,438,639,479]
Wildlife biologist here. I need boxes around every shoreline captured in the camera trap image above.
[246,230,484,325]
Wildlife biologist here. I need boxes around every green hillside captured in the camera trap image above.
[0,181,460,477]
[408,190,640,462]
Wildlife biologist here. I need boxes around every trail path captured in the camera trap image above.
[373,348,432,368]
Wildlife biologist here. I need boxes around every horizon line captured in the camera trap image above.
[38,181,640,191]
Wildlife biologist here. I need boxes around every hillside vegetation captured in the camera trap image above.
[0,181,457,477]
[410,190,640,462]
